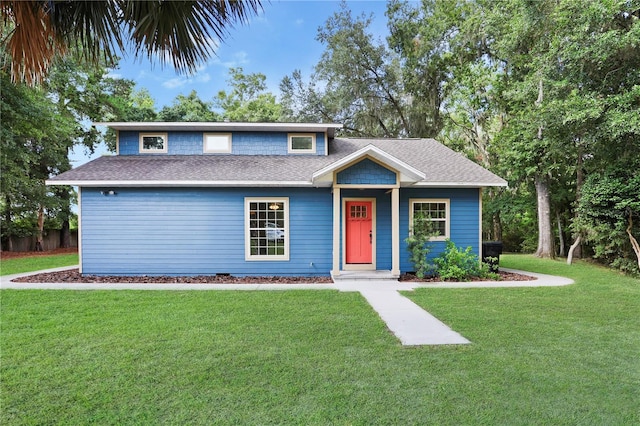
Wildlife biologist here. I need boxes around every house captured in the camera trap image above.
[47,122,507,278]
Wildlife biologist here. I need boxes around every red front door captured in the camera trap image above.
[346,201,373,264]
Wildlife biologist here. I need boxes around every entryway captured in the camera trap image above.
[344,199,375,269]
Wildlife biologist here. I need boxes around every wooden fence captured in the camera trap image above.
[2,230,78,252]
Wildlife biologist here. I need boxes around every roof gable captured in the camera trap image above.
[312,144,425,186]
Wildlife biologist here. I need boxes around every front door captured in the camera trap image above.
[345,201,373,264]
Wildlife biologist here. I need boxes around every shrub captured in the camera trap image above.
[405,213,436,278]
[434,240,498,281]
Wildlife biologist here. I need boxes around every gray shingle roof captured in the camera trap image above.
[48,138,506,187]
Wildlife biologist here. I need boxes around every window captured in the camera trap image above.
[204,133,232,153]
[140,133,167,153]
[288,133,316,153]
[409,199,450,241]
[245,198,289,260]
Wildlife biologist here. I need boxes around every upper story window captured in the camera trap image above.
[140,133,167,153]
[204,133,232,153]
[409,199,450,241]
[288,133,316,154]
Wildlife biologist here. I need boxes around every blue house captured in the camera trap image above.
[47,122,507,278]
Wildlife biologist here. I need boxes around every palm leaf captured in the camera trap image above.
[1,0,263,84]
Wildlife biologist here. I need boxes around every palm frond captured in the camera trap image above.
[1,0,264,84]
[123,0,263,74]
[1,0,62,85]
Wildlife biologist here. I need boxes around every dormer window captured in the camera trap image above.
[288,133,316,154]
[204,133,232,153]
[140,133,167,153]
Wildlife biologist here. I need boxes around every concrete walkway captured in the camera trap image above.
[1,266,573,346]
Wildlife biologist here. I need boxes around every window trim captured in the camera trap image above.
[288,133,316,154]
[245,197,290,261]
[139,132,168,153]
[203,133,232,154]
[409,198,450,241]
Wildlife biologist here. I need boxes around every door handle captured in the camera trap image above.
[369,230,372,244]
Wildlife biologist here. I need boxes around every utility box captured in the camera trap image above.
[482,241,503,273]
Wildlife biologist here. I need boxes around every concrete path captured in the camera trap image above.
[358,287,470,345]
[1,266,573,346]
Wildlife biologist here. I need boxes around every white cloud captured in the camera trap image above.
[221,51,250,68]
[162,77,189,89]
[295,18,304,26]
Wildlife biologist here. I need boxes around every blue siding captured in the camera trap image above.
[81,186,480,276]
[337,159,397,185]
[81,187,333,276]
[398,188,480,273]
[118,131,326,156]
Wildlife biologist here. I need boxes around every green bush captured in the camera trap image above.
[405,213,436,278]
[434,240,498,281]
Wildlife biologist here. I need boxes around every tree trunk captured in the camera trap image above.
[3,195,13,251]
[493,212,502,242]
[626,213,640,271]
[58,187,71,248]
[60,219,71,248]
[567,235,581,265]
[35,205,45,252]
[570,143,585,259]
[556,212,565,257]
[535,174,555,258]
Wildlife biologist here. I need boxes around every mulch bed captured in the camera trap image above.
[399,270,536,282]
[12,268,535,284]
[11,269,334,284]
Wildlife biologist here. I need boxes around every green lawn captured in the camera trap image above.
[0,253,79,276]
[1,255,639,424]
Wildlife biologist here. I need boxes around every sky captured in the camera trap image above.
[114,0,392,110]
[72,0,393,165]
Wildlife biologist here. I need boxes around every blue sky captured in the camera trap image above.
[113,0,392,109]
[72,1,393,164]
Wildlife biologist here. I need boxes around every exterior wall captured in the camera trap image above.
[118,131,326,156]
[81,187,333,276]
[336,159,397,185]
[399,187,481,273]
[338,187,479,273]
[80,186,480,276]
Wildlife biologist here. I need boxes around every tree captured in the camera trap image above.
[158,91,218,122]
[1,69,75,250]
[1,0,263,85]
[214,67,282,122]
[281,3,409,137]
[1,55,143,251]
[576,165,640,275]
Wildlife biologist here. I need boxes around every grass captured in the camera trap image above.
[1,255,639,424]
[0,253,79,276]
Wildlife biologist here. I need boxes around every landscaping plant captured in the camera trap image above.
[405,213,436,278]
[433,240,498,281]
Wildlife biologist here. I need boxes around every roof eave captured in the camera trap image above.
[93,122,344,138]
[46,179,317,188]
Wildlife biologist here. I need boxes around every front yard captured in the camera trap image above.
[1,255,638,424]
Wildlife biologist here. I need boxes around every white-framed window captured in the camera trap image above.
[409,198,450,241]
[288,133,316,154]
[204,133,232,153]
[245,197,289,260]
[139,133,168,153]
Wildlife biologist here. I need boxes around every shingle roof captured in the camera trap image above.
[48,138,506,187]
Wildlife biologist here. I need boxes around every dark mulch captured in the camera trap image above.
[11,269,334,284]
[13,268,535,284]
[399,270,536,282]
